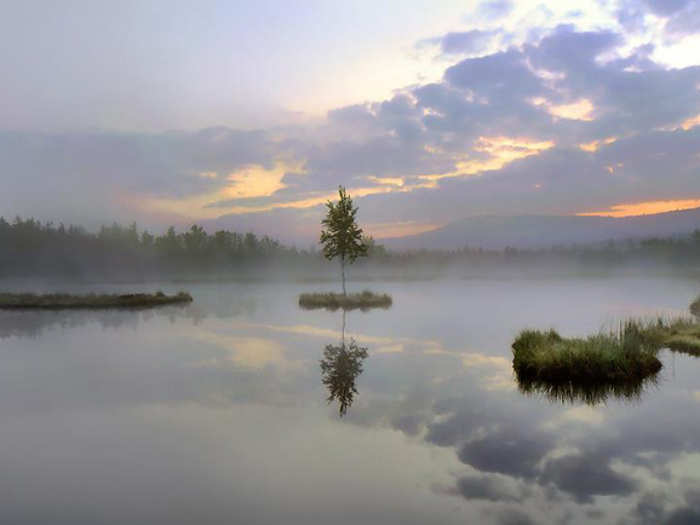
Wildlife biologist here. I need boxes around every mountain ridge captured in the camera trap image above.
[379,207,700,250]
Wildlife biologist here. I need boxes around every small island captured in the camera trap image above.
[0,291,193,309]
[299,291,392,311]
[512,325,663,386]
[512,315,700,386]
[299,186,392,311]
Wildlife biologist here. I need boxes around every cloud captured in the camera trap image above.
[3,21,700,245]
[437,30,497,55]
[0,127,277,227]
[476,0,515,21]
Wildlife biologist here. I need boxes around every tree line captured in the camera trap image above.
[1,215,699,280]
[0,217,302,279]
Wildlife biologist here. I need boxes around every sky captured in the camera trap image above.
[2,0,700,244]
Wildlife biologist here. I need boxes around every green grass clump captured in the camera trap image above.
[513,316,700,395]
[298,290,392,311]
[0,291,193,309]
[512,323,663,385]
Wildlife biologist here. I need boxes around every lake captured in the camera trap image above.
[1,276,699,524]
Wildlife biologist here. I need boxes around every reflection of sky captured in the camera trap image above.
[2,277,700,523]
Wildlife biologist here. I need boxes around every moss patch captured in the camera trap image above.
[298,291,392,311]
[0,291,193,309]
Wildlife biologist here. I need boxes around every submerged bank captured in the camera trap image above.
[298,291,392,311]
[0,291,193,309]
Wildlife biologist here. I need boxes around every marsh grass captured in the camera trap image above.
[298,291,392,311]
[512,324,663,385]
[0,291,193,309]
[512,316,700,390]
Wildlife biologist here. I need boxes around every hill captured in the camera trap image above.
[380,208,700,251]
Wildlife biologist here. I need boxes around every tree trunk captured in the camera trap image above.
[341,257,346,296]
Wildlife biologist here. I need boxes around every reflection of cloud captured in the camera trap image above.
[457,431,554,480]
[191,333,302,370]
[454,473,523,502]
[540,452,637,503]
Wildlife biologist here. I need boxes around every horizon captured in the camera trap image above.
[3,0,700,245]
[4,203,700,250]
[4,4,700,523]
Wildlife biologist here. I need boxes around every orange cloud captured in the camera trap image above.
[579,136,617,152]
[548,98,595,121]
[365,221,440,239]
[420,135,554,182]
[578,199,700,218]
[530,97,595,121]
[137,162,434,220]
[681,113,700,130]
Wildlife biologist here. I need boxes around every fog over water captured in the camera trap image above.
[2,276,700,524]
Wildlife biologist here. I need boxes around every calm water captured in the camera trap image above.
[2,277,700,524]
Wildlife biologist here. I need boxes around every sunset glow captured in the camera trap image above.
[420,136,555,182]
[579,136,617,152]
[578,199,700,218]
[548,98,595,121]
[364,221,441,239]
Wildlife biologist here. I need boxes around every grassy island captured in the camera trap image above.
[0,291,193,309]
[512,316,700,388]
[298,291,392,311]
[512,325,663,385]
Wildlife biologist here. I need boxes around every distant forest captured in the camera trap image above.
[1,217,700,281]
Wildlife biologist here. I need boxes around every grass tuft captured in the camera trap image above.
[512,324,663,385]
[298,290,392,311]
[513,315,700,395]
[0,291,193,309]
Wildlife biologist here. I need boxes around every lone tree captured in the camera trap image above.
[320,186,368,295]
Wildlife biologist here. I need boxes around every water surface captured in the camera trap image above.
[2,277,699,524]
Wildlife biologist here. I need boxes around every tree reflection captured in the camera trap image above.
[320,310,368,416]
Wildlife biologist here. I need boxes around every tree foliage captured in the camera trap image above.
[319,186,368,293]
